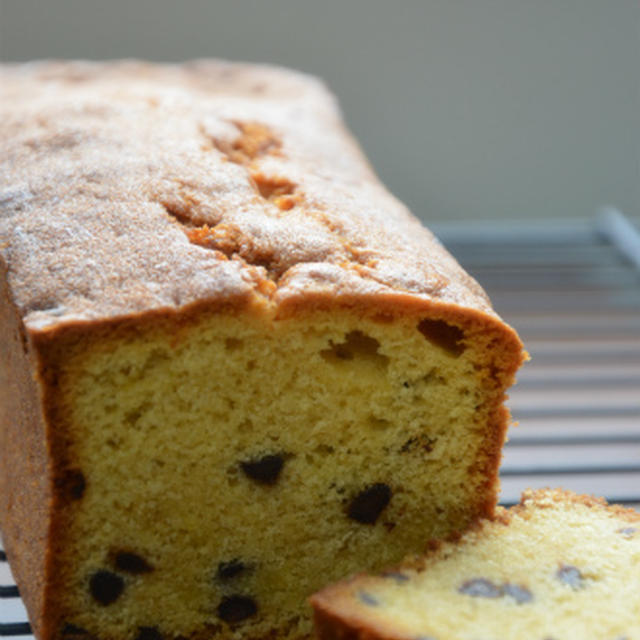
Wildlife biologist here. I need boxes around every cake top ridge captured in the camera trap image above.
[1,60,492,330]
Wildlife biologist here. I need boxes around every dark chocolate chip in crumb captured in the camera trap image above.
[458,578,502,598]
[348,483,392,524]
[502,583,534,604]
[240,454,285,485]
[556,564,585,590]
[358,591,379,606]
[114,551,153,574]
[217,595,258,624]
[89,570,124,605]
[135,627,163,640]
[216,559,247,581]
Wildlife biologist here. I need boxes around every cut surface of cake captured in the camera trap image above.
[0,61,524,640]
[311,489,640,640]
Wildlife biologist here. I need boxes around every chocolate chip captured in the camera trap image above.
[114,551,153,574]
[358,591,379,606]
[458,578,502,598]
[382,571,409,583]
[502,583,533,604]
[556,564,584,590]
[217,595,258,624]
[216,559,246,581]
[135,627,163,640]
[0,550,7,561]
[347,483,392,524]
[89,570,124,605]
[240,454,285,485]
[56,469,86,500]
[617,527,637,537]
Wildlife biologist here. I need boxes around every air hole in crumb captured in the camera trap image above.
[347,483,392,524]
[320,332,389,367]
[314,444,335,457]
[225,338,243,351]
[417,319,465,356]
[240,453,286,485]
[124,401,153,427]
[367,416,391,430]
[113,551,154,574]
[400,435,436,454]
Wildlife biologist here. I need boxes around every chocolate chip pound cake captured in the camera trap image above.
[311,489,640,639]
[0,60,524,640]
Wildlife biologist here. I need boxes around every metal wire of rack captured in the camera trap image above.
[435,210,640,508]
[2,212,639,637]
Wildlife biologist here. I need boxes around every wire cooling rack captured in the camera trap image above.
[435,210,640,509]
[2,211,639,637]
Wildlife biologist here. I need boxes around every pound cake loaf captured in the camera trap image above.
[0,61,524,640]
[311,489,640,640]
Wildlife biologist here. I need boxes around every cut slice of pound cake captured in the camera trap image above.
[0,61,524,640]
[311,489,640,640]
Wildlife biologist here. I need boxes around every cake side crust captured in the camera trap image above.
[0,259,54,639]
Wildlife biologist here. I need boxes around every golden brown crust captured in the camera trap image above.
[0,59,505,336]
[517,487,640,523]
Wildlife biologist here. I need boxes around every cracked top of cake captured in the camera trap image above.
[0,60,493,331]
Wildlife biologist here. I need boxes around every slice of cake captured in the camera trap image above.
[311,489,640,640]
[0,60,524,640]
